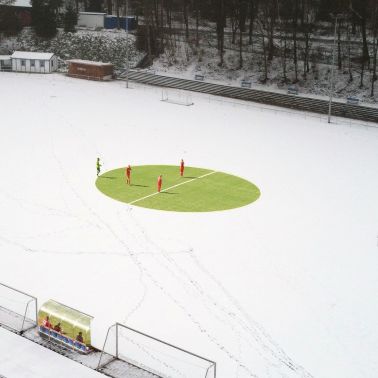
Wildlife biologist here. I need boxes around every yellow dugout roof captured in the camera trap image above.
[39,300,93,332]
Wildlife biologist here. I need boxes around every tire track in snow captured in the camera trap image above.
[123,210,313,378]
[48,142,258,377]
[37,103,310,378]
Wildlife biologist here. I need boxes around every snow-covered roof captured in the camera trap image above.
[0,55,12,60]
[67,59,112,66]
[11,0,31,7]
[79,12,106,15]
[11,51,55,60]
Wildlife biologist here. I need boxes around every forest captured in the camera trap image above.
[125,0,378,96]
[1,0,378,98]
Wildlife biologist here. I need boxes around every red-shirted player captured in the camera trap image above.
[126,165,132,185]
[157,175,162,192]
[180,159,185,177]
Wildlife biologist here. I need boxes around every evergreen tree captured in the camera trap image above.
[31,0,60,38]
[0,6,22,35]
[64,3,77,33]
[87,0,102,12]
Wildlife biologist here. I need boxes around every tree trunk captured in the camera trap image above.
[166,0,171,35]
[371,38,377,96]
[347,24,353,82]
[248,0,256,46]
[283,36,287,82]
[116,0,120,29]
[239,17,243,68]
[292,1,298,82]
[337,20,342,70]
[195,0,199,47]
[360,60,365,88]
[107,0,112,14]
[361,17,370,67]
[216,0,225,66]
[371,4,378,97]
[303,31,309,79]
[268,17,274,61]
[160,0,163,28]
[183,0,189,40]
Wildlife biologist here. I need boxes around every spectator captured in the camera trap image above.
[42,316,52,328]
[76,331,84,343]
[53,322,63,333]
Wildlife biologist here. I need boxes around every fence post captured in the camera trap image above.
[116,322,119,359]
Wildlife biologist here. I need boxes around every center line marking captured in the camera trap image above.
[129,171,217,205]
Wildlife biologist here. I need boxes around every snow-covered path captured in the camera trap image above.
[0,72,377,378]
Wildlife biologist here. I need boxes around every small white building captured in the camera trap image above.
[11,51,58,73]
[0,56,12,71]
[78,12,106,28]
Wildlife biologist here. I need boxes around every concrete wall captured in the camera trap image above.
[78,12,105,28]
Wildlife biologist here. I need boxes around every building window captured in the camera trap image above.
[40,60,45,68]
[21,60,26,67]
[30,60,35,67]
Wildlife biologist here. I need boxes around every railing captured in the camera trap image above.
[118,70,378,124]
[0,282,38,334]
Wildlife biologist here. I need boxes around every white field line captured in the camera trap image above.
[129,171,217,205]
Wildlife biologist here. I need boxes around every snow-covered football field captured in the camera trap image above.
[0,72,377,378]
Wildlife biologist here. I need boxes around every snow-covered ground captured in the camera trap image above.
[0,72,377,378]
[0,328,103,378]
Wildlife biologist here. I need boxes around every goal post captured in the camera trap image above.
[161,89,194,106]
[98,322,216,378]
[0,282,38,334]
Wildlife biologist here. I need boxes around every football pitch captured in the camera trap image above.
[96,165,260,212]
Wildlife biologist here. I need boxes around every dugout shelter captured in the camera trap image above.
[38,299,93,353]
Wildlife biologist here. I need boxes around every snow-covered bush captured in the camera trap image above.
[13,28,143,69]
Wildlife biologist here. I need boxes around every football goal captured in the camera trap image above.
[161,89,194,106]
[97,322,216,378]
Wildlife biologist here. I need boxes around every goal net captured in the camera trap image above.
[98,323,216,378]
[0,282,37,333]
[161,89,194,106]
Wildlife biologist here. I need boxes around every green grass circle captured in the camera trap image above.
[96,165,260,212]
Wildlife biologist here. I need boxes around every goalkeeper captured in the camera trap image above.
[96,157,102,177]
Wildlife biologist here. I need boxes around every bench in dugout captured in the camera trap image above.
[241,80,252,88]
[288,85,299,95]
[347,96,359,105]
[39,325,90,353]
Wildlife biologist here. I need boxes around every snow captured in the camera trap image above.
[0,72,378,378]
[13,0,31,7]
[11,51,54,60]
[67,59,113,66]
[79,12,107,15]
[0,328,103,378]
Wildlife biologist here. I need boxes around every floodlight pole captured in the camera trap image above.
[328,15,338,124]
[125,0,129,88]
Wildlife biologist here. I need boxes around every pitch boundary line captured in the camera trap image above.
[129,171,217,205]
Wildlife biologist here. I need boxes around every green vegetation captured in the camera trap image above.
[96,165,260,212]
[15,29,141,69]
